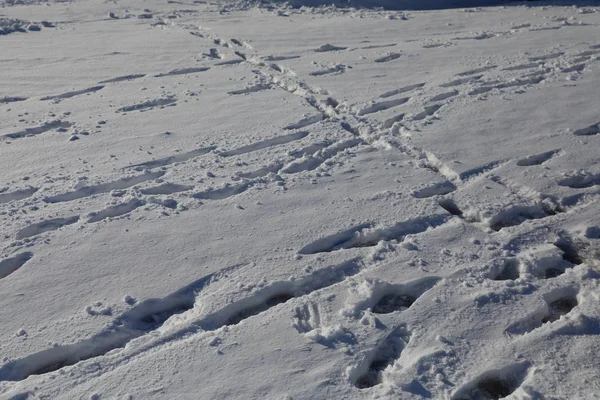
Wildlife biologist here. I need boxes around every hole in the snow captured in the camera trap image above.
[494,259,520,281]
[354,328,409,389]
[554,238,583,265]
[541,296,578,324]
[476,377,513,399]
[438,199,463,216]
[372,294,417,314]
[544,268,564,279]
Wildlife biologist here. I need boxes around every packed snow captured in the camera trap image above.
[0,0,599,398]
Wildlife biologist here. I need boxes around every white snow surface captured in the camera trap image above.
[1,0,600,399]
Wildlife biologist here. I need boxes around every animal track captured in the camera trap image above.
[516,149,560,166]
[117,97,177,112]
[353,326,410,389]
[357,97,409,116]
[44,171,165,203]
[3,120,73,140]
[41,85,104,101]
[218,131,308,157]
[154,67,210,77]
[0,252,33,280]
[572,122,600,136]
[0,187,38,204]
[299,214,450,254]
[16,216,80,240]
[128,146,215,170]
[87,199,145,223]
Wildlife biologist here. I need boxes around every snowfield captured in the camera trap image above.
[0,0,599,398]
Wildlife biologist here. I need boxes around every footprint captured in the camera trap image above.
[87,199,145,223]
[558,171,600,189]
[371,276,440,314]
[455,65,497,76]
[353,326,410,389]
[493,259,520,281]
[99,74,146,84]
[44,171,165,203]
[505,291,578,335]
[3,120,73,140]
[440,75,483,88]
[154,67,210,78]
[572,121,600,136]
[140,183,194,195]
[128,146,215,170]
[357,97,409,116]
[16,216,79,240]
[0,252,33,280]
[528,52,564,61]
[41,86,104,101]
[299,214,450,254]
[218,131,308,157]
[379,83,425,99]
[374,53,401,63]
[283,114,324,130]
[117,97,176,112]
[314,43,347,52]
[200,259,362,330]
[452,363,530,400]
[228,84,271,95]
[309,64,347,77]
[516,149,560,166]
[0,96,27,104]
[0,187,38,204]
[413,181,456,199]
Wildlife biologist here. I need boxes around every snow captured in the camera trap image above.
[0,0,599,398]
